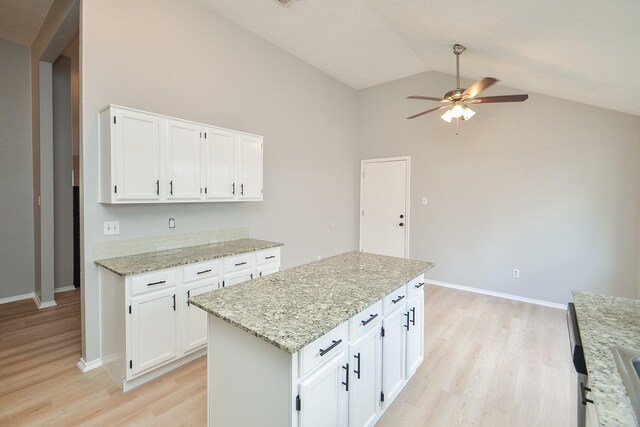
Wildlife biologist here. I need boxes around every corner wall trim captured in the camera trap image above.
[0,292,35,305]
[55,285,77,293]
[33,293,58,309]
[77,357,103,373]
[427,279,566,310]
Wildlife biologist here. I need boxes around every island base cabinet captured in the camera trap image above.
[348,326,382,427]
[130,289,177,377]
[298,352,349,427]
[381,305,407,407]
[406,290,425,377]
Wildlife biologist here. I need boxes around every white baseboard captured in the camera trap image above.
[33,293,57,309]
[55,285,77,293]
[0,292,35,305]
[77,357,103,372]
[427,279,566,310]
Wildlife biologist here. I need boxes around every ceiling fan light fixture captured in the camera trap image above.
[450,104,465,119]
[441,109,454,122]
[462,105,476,120]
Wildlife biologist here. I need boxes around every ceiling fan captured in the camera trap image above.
[406,44,528,127]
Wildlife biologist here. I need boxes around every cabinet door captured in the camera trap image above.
[204,127,235,200]
[298,352,348,427]
[257,265,280,278]
[223,270,253,288]
[349,326,381,427]
[115,109,160,201]
[382,306,406,407]
[236,134,263,200]
[183,281,219,354]
[130,289,176,376]
[406,290,424,377]
[166,120,202,200]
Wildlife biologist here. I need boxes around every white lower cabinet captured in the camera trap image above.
[130,288,177,376]
[381,302,407,407]
[99,246,281,391]
[406,289,425,377]
[348,325,382,427]
[298,351,349,427]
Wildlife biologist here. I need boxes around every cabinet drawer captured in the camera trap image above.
[349,300,383,339]
[256,248,280,265]
[299,321,348,379]
[130,270,176,296]
[224,253,255,273]
[383,284,408,315]
[183,260,220,284]
[406,274,425,298]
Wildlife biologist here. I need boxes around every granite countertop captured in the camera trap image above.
[573,291,640,426]
[95,238,283,276]
[190,251,434,354]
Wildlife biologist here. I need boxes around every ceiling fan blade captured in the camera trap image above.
[462,77,498,99]
[406,105,449,119]
[406,96,449,103]
[469,94,529,104]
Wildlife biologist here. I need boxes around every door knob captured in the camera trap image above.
[399,222,404,226]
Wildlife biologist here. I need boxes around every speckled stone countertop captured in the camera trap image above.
[573,291,640,426]
[190,251,434,354]
[95,238,283,276]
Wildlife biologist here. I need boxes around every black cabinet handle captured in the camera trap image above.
[580,382,594,405]
[361,313,379,326]
[170,180,173,195]
[235,261,247,266]
[147,280,166,287]
[241,183,244,195]
[156,180,159,195]
[232,183,236,195]
[197,269,212,275]
[342,363,349,391]
[392,295,405,304]
[187,290,190,306]
[354,353,361,379]
[319,339,342,356]
[404,311,410,330]
[265,255,276,259]
[410,307,416,326]
[172,294,176,311]
[415,282,424,289]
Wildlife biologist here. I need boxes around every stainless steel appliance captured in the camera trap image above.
[567,302,591,427]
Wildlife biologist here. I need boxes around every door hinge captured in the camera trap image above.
[296,395,301,411]
[128,305,131,314]
[381,326,385,337]
[129,360,133,369]
[380,391,385,402]
[113,116,116,124]
[114,185,117,194]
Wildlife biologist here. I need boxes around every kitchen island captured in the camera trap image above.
[190,251,434,427]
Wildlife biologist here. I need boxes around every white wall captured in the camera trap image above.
[81,0,359,362]
[53,55,74,290]
[0,40,35,300]
[358,71,640,304]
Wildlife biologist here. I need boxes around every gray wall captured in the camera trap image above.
[81,0,359,362]
[358,71,640,304]
[53,55,74,290]
[0,40,35,299]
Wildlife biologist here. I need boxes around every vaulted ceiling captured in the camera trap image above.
[199,0,640,116]
[0,0,53,46]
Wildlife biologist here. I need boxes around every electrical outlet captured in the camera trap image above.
[169,218,176,229]
[103,221,120,235]
[512,268,520,278]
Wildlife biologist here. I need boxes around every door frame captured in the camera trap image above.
[359,156,411,258]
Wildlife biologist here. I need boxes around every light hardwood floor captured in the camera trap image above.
[0,286,575,426]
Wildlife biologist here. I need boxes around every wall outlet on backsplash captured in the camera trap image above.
[169,218,176,229]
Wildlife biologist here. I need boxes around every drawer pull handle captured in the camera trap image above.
[361,313,379,326]
[580,382,594,405]
[197,269,212,275]
[235,262,247,266]
[392,295,405,304]
[147,280,166,287]
[415,282,424,289]
[410,307,416,326]
[404,311,410,330]
[354,353,361,379]
[342,363,349,391]
[319,339,342,356]
[265,255,276,259]
[187,290,190,306]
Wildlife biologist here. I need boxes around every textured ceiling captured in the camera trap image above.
[198,0,640,116]
[0,0,53,46]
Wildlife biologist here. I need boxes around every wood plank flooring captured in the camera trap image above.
[0,286,574,426]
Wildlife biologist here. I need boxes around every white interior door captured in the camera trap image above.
[360,158,409,258]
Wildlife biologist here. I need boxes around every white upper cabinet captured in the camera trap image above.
[99,105,263,204]
[166,120,202,201]
[204,127,235,200]
[236,133,263,200]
